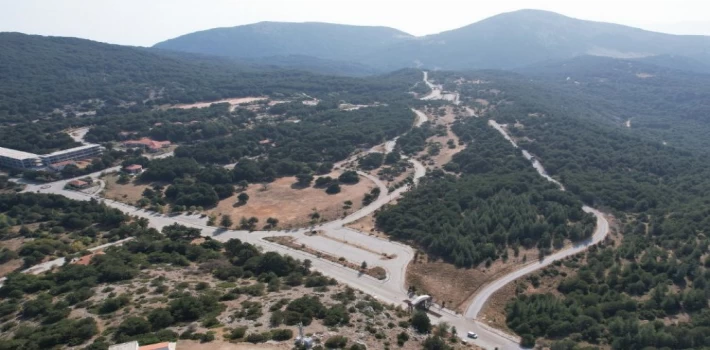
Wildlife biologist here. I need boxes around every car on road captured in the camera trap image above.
[467,331,478,339]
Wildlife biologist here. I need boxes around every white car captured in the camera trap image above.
[467,331,478,339]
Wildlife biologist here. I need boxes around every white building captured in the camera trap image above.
[0,144,102,170]
[0,147,43,169]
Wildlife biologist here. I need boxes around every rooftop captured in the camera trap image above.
[122,138,171,149]
[139,342,175,350]
[41,144,101,158]
[0,147,40,160]
[68,180,89,187]
[124,164,143,171]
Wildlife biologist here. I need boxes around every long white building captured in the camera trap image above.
[0,144,102,169]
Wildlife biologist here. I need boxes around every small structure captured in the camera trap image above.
[109,341,176,350]
[124,164,143,174]
[122,138,171,153]
[405,294,433,313]
[295,322,314,349]
[67,180,90,189]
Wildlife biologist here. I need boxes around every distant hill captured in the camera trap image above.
[0,32,261,119]
[0,32,422,122]
[155,10,710,71]
[154,21,413,62]
[236,55,381,76]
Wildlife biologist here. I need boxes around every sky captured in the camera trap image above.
[1,0,710,47]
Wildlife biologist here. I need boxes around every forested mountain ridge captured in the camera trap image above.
[154,21,412,62]
[154,10,710,71]
[0,32,424,124]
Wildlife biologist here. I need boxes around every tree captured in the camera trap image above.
[385,151,401,165]
[163,224,201,241]
[237,192,249,205]
[116,317,151,338]
[338,171,359,184]
[296,173,314,187]
[148,308,174,330]
[411,310,432,333]
[422,336,451,350]
[324,335,348,348]
[266,217,279,229]
[360,261,368,270]
[315,176,333,187]
[237,180,249,191]
[326,183,341,194]
[220,215,233,229]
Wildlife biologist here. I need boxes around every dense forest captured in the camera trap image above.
[175,104,415,172]
[518,55,710,154]
[0,32,422,123]
[429,60,710,348]
[376,118,594,267]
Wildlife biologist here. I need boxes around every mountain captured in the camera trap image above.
[366,9,710,70]
[155,10,710,71]
[236,55,381,76]
[154,21,413,62]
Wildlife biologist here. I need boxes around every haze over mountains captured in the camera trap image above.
[154,9,710,72]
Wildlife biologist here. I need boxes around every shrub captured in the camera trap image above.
[228,326,247,339]
[271,328,293,341]
[324,335,348,348]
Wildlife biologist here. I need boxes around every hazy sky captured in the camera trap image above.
[2,0,709,47]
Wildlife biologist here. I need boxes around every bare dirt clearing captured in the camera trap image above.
[209,172,375,229]
[167,97,268,111]
[417,107,464,170]
[102,174,151,205]
[406,248,541,314]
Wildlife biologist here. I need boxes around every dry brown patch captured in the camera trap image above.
[167,97,268,111]
[474,98,490,106]
[0,259,23,277]
[418,107,464,170]
[0,237,25,251]
[210,172,374,229]
[345,213,380,236]
[406,249,538,314]
[102,174,151,205]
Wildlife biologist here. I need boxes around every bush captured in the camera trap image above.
[271,328,294,341]
[246,332,271,343]
[326,183,341,194]
[324,335,348,348]
[338,171,359,184]
[228,326,247,339]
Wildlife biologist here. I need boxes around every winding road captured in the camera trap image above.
[6,72,611,350]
